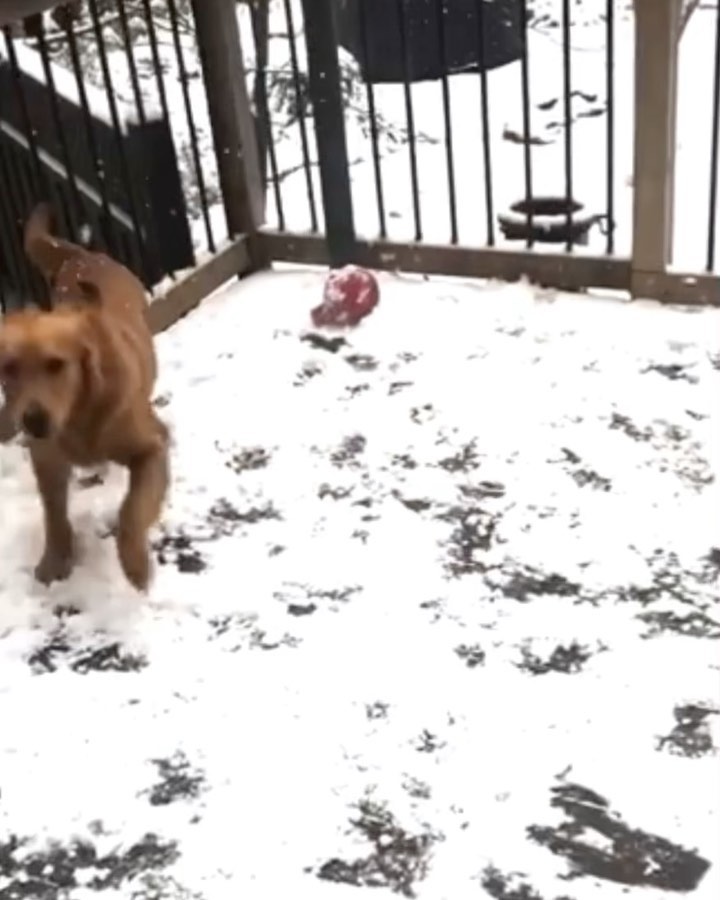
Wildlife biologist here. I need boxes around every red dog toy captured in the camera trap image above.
[312,265,380,328]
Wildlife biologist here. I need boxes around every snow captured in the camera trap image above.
[1,270,719,899]
[1,2,720,893]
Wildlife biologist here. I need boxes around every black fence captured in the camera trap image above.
[242,0,621,260]
[709,2,720,271]
[241,0,720,272]
[0,0,224,314]
[2,2,719,316]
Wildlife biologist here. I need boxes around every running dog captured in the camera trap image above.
[0,204,169,591]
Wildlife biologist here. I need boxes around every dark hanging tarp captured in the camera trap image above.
[335,0,523,84]
[0,1,67,26]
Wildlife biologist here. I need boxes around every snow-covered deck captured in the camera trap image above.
[0,271,718,899]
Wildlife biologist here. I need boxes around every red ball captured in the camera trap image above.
[311,265,380,329]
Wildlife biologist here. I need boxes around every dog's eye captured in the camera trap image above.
[45,357,66,375]
[1,360,19,379]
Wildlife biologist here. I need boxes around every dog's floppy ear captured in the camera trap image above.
[77,278,102,304]
[78,322,105,398]
[0,328,18,375]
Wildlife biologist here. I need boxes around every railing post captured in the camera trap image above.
[299,0,356,267]
[631,0,682,297]
[190,0,266,261]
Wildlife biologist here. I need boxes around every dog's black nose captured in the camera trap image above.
[21,405,50,439]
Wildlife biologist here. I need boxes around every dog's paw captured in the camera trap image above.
[34,551,74,585]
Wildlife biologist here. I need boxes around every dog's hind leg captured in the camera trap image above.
[30,442,74,584]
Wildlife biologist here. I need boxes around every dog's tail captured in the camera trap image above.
[24,202,86,285]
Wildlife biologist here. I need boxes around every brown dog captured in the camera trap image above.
[0,204,169,591]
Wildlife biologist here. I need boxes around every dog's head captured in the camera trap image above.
[0,307,101,440]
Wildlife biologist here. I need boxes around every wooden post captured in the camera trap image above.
[190,0,266,259]
[631,0,682,296]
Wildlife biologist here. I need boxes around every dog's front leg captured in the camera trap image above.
[116,440,169,592]
[30,441,74,584]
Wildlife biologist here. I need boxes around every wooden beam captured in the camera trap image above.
[631,270,720,306]
[631,0,682,285]
[261,231,631,292]
[190,0,265,244]
[147,236,250,334]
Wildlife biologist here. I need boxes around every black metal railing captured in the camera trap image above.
[357,0,385,238]
[605,0,615,256]
[476,0,495,247]
[243,0,620,262]
[707,0,720,272]
[396,0,422,243]
[0,2,714,312]
[283,0,319,233]
[0,0,223,314]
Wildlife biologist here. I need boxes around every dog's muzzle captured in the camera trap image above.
[21,404,51,439]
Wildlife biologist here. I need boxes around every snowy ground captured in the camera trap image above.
[0,271,719,899]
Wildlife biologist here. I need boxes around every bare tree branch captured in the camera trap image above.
[679,0,703,39]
